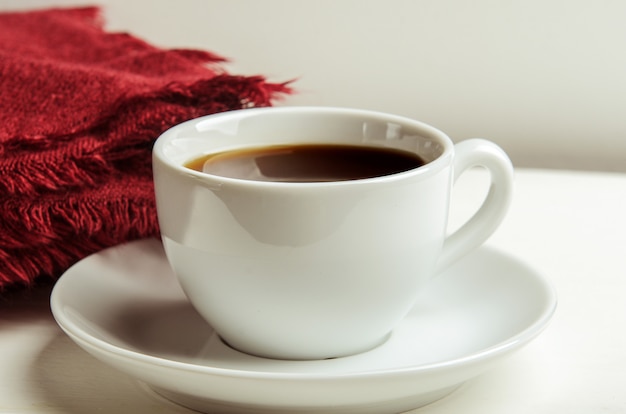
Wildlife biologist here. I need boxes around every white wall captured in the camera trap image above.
[3,0,625,171]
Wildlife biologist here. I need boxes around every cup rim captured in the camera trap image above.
[153,106,455,187]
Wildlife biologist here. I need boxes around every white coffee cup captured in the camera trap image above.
[153,107,513,360]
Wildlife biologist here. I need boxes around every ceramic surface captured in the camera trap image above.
[152,107,514,359]
[51,239,556,414]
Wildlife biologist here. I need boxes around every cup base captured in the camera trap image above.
[219,332,393,361]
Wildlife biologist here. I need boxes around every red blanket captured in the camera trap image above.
[0,7,291,290]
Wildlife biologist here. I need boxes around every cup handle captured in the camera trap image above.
[436,139,514,272]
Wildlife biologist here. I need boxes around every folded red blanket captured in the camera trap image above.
[0,6,291,290]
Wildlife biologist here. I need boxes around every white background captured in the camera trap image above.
[2,0,625,171]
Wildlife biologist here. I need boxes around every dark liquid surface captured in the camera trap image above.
[185,144,426,182]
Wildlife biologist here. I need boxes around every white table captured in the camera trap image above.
[1,168,625,413]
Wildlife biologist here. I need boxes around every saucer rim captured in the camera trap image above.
[51,238,557,381]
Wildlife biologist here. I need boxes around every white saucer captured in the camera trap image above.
[51,238,556,414]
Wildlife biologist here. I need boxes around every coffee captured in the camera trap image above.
[184,144,426,182]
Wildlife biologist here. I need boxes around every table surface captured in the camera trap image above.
[1,167,625,414]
